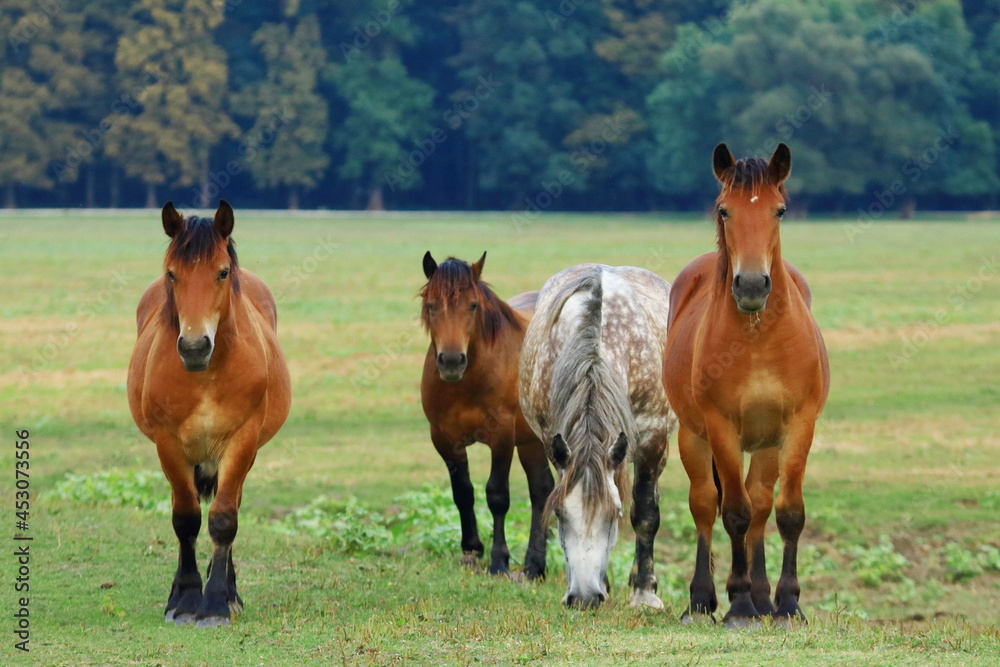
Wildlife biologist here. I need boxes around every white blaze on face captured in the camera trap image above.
[559,471,622,607]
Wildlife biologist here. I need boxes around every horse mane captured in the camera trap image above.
[162,216,240,327]
[419,257,522,345]
[715,156,788,283]
[541,268,635,529]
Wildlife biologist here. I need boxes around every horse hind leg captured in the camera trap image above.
[516,440,554,580]
[628,431,668,610]
[484,442,514,575]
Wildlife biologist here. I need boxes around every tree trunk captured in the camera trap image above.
[5,182,15,209]
[109,168,121,208]
[85,164,96,208]
[145,182,157,208]
[200,155,210,208]
[366,186,385,211]
[288,185,299,210]
[899,198,916,219]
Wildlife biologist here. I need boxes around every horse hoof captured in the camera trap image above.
[628,590,664,610]
[164,609,176,623]
[487,564,510,576]
[229,600,243,615]
[195,616,232,628]
[173,613,197,626]
[723,616,761,630]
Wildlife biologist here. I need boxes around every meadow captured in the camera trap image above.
[1,210,999,665]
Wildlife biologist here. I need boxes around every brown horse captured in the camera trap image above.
[127,201,291,627]
[420,251,554,579]
[663,144,829,628]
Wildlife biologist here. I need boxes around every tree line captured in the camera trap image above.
[1,0,997,214]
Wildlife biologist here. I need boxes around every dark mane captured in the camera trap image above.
[715,157,788,282]
[419,257,522,345]
[162,216,240,327]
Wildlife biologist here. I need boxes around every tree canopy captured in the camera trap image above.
[0,0,996,212]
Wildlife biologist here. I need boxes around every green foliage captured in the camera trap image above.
[943,542,1000,582]
[276,495,393,554]
[847,536,910,587]
[236,14,330,203]
[46,469,170,513]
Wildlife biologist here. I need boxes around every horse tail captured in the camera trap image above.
[194,463,218,500]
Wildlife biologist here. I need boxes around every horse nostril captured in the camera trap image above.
[763,274,771,290]
[458,353,467,366]
[437,353,446,366]
[733,275,741,289]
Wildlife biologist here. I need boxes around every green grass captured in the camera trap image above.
[2,211,1000,665]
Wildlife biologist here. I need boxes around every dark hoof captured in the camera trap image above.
[722,596,761,629]
[173,613,197,626]
[723,615,762,630]
[752,597,777,616]
[772,614,806,630]
[195,616,232,628]
[487,562,510,576]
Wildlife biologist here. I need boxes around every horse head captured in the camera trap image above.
[713,143,791,315]
[162,200,239,372]
[420,251,488,382]
[547,431,629,609]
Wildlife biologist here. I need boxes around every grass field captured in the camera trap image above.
[1,210,999,665]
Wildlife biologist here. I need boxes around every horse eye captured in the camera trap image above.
[718,207,728,219]
[425,303,436,313]
[165,270,175,282]
[218,269,230,280]
[469,302,479,312]
[777,207,787,219]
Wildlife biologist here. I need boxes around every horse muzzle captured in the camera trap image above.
[177,334,214,372]
[436,351,467,382]
[732,271,771,314]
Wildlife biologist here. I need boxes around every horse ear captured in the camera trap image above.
[471,251,486,281]
[551,434,570,469]
[214,200,235,238]
[713,143,735,181]
[423,251,437,279]
[768,143,791,183]
[610,432,628,468]
[162,202,183,238]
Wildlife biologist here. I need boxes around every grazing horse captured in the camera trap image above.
[127,201,291,627]
[663,144,830,627]
[519,264,676,609]
[420,252,554,579]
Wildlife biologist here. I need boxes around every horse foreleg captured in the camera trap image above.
[745,447,780,616]
[484,442,514,575]
[627,430,668,610]
[197,442,257,628]
[156,435,203,624]
[707,415,759,629]
[432,432,484,563]
[773,419,815,624]
[516,440,554,580]
[678,425,718,622]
